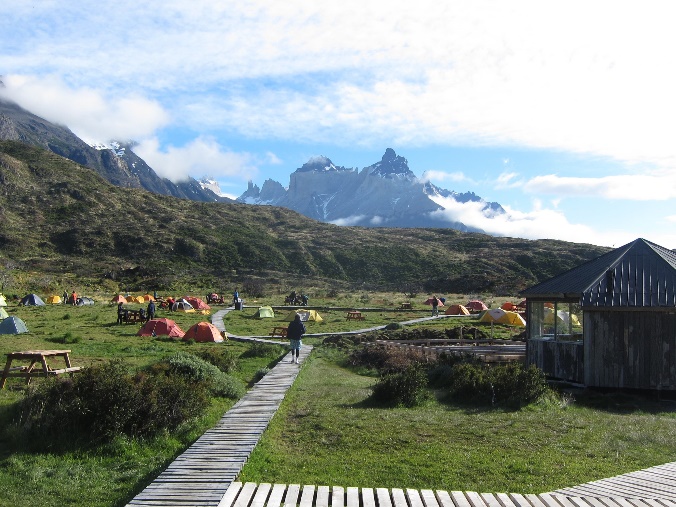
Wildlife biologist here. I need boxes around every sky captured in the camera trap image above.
[1,0,675,249]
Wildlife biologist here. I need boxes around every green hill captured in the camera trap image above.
[0,140,609,295]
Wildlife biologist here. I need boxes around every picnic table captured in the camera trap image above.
[270,326,288,338]
[400,302,412,310]
[1,350,82,388]
[345,310,365,321]
[124,309,144,323]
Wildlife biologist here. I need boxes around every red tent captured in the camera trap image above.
[466,300,488,312]
[501,301,518,311]
[423,297,445,306]
[183,322,224,342]
[184,297,211,310]
[137,318,185,338]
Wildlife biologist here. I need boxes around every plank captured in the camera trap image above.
[332,486,345,507]
[233,482,257,507]
[362,488,376,507]
[217,482,242,507]
[267,484,287,507]
[392,488,408,507]
[284,484,301,507]
[376,488,394,507]
[347,487,360,507]
[316,486,330,507]
[250,483,271,507]
[436,491,454,507]
[421,489,440,507]
[299,485,315,507]
[407,488,425,507]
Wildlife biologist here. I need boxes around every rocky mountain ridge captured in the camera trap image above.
[238,148,504,230]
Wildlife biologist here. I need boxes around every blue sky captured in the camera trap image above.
[1,1,675,248]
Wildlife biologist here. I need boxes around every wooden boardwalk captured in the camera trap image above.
[552,461,676,501]
[217,482,676,507]
[126,345,312,507]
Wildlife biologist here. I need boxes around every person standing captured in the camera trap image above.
[431,296,439,316]
[286,314,306,364]
[233,288,239,304]
[71,290,78,306]
[147,300,156,321]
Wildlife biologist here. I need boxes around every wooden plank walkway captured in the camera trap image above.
[552,461,676,501]
[126,345,312,507]
[218,482,676,507]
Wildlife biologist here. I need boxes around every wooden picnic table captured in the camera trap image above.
[270,326,288,338]
[345,310,365,321]
[400,302,412,310]
[1,350,82,388]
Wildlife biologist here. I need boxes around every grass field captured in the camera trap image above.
[0,293,675,506]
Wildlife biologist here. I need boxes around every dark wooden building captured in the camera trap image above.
[521,238,676,390]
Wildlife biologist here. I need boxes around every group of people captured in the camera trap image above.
[117,299,156,324]
[62,290,78,306]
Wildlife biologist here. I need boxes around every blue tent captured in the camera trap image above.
[0,316,29,334]
[20,294,45,306]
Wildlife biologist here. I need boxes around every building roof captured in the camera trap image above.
[521,238,676,307]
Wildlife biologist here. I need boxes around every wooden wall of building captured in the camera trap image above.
[584,309,676,390]
[526,339,584,383]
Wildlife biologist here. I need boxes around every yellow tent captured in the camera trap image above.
[286,309,323,322]
[543,307,580,327]
[127,296,144,304]
[479,308,526,327]
[46,295,62,304]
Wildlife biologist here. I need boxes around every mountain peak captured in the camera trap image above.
[368,148,415,180]
[296,155,346,173]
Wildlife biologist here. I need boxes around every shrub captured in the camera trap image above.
[197,347,238,373]
[17,360,211,447]
[166,352,245,398]
[349,345,428,374]
[370,364,430,407]
[240,342,286,359]
[252,367,270,383]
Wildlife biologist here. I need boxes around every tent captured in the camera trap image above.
[286,309,323,322]
[143,294,155,301]
[543,307,580,327]
[76,297,95,306]
[127,295,145,304]
[184,297,211,310]
[466,300,488,312]
[172,299,195,313]
[445,304,470,316]
[111,295,127,304]
[501,302,519,311]
[20,294,45,306]
[423,297,445,307]
[0,294,6,307]
[183,322,224,343]
[0,316,29,334]
[46,295,62,304]
[0,308,9,320]
[254,306,275,318]
[137,318,185,338]
[479,308,526,327]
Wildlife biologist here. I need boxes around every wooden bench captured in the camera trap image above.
[400,302,412,310]
[270,327,288,338]
[345,311,365,321]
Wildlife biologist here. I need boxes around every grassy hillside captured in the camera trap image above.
[0,140,609,296]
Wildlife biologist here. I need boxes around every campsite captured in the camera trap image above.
[0,288,676,506]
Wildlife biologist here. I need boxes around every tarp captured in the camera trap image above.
[111,295,127,304]
[0,294,6,307]
[184,297,211,310]
[254,306,275,318]
[479,308,526,327]
[466,300,488,312]
[172,299,195,313]
[20,294,45,306]
[286,309,323,322]
[423,297,445,307]
[46,295,62,304]
[0,316,29,334]
[445,304,470,316]
[183,322,224,342]
[137,318,185,338]
[0,308,9,320]
[127,296,145,304]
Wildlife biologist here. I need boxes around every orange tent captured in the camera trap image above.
[111,294,127,304]
[183,322,224,343]
[143,294,155,301]
[184,297,211,310]
[445,304,470,315]
[501,302,518,311]
[137,318,185,338]
[466,300,488,312]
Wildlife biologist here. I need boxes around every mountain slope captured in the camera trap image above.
[238,148,502,231]
[0,97,229,203]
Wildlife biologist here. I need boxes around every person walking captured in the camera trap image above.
[431,296,439,316]
[286,313,306,364]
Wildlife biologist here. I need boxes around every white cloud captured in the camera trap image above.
[524,172,676,200]
[421,170,470,184]
[134,137,259,183]
[330,215,367,226]
[0,75,169,144]
[666,215,676,223]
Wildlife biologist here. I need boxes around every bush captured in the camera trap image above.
[197,347,238,373]
[349,345,429,374]
[252,367,270,383]
[166,352,245,398]
[370,364,430,407]
[447,362,551,408]
[240,342,286,359]
[17,360,210,446]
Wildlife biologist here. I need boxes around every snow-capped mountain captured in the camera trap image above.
[238,148,504,231]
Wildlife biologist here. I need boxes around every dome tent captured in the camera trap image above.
[0,294,6,307]
[172,299,195,313]
[183,322,224,342]
[137,318,185,338]
[254,306,275,318]
[0,316,29,334]
[20,294,45,306]
[445,304,470,316]
[0,308,9,320]
[46,295,62,304]
[479,308,526,327]
[111,295,127,304]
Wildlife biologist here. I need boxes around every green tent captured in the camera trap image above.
[0,316,29,334]
[254,306,275,318]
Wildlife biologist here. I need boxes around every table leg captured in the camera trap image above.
[25,360,38,385]
[64,353,73,368]
[40,356,50,378]
[0,357,12,389]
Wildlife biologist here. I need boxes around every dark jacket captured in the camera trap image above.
[287,316,306,340]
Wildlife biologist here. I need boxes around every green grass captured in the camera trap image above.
[240,349,676,493]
